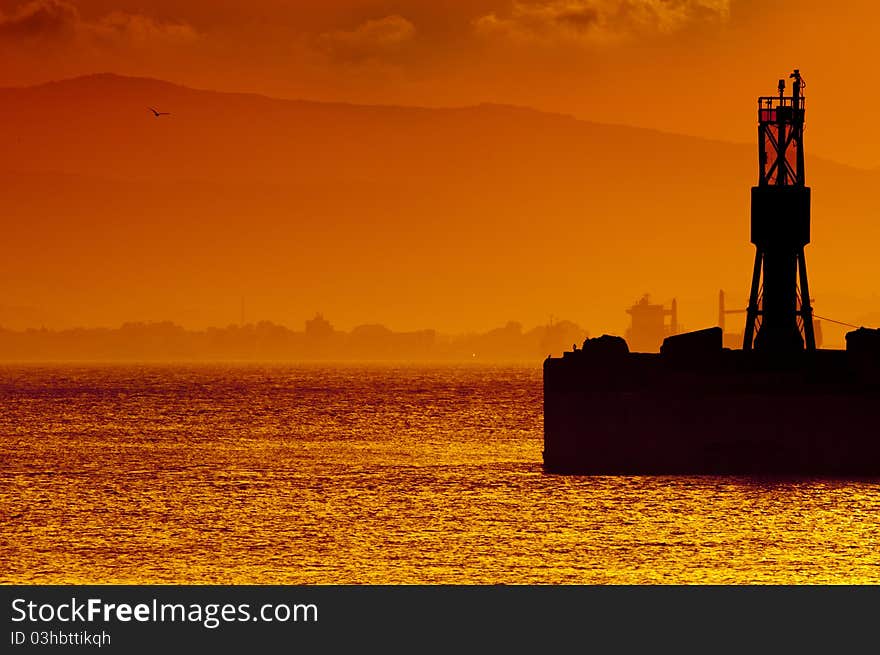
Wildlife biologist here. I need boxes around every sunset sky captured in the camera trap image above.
[2,0,880,165]
[2,1,880,342]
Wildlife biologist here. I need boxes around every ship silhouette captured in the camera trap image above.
[543,70,880,475]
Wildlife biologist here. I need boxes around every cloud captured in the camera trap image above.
[474,0,730,44]
[0,0,77,39]
[317,15,416,61]
[91,11,199,47]
[0,0,198,47]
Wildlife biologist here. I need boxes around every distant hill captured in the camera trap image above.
[0,73,878,341]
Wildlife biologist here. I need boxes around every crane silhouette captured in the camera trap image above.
[148,107,171,117]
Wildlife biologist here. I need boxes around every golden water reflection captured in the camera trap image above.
[2,364,879,584]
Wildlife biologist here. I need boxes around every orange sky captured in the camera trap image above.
[3,0,880,165]
[2,1,880,344]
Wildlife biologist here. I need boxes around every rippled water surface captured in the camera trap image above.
[2,364,879,584]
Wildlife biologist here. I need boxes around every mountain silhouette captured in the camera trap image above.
[0,73,877,336]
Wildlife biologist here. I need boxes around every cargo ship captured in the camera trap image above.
[543,70,880,475]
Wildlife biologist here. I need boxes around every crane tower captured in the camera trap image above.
[743,69,817,352]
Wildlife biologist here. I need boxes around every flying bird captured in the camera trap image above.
[148,107,171,117]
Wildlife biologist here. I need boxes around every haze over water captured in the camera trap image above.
[2,363,879,584]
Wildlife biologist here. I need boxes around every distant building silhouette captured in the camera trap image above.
[305,313,334,339]
[539,320,588,359]
[625,295,678,353]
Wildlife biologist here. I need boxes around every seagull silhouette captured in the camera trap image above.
[148,107,171,117]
